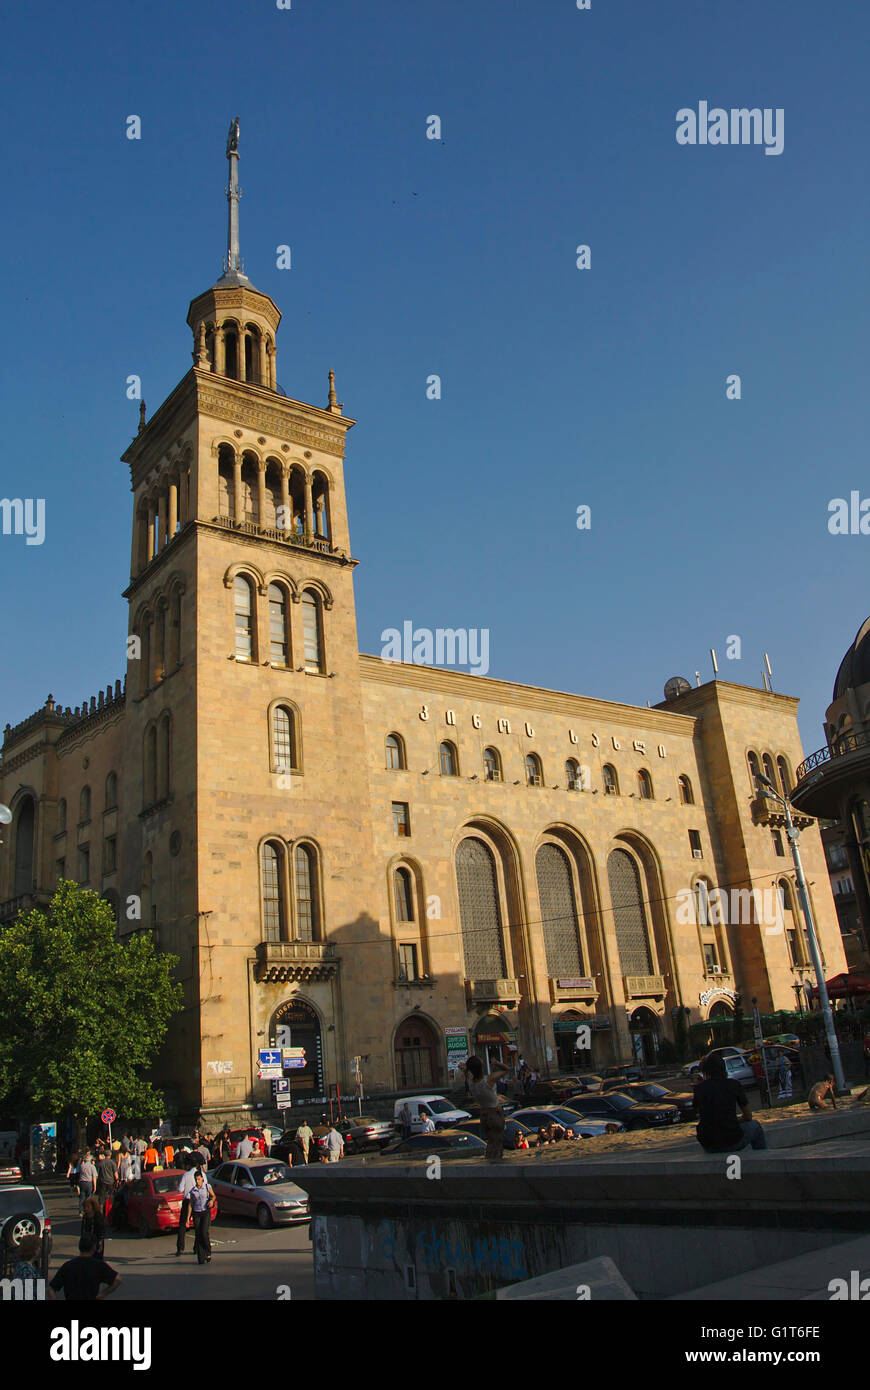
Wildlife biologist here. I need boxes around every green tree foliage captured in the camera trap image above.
[0,880,184,1119]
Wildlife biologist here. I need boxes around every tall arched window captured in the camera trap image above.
[295,844,317,941]
[777,756,792,797]
[484,747,502,782]
[262,841,285,942]
[386,734,405,770]
[105,772,118,809]
[240,457,258,524]
[440,741,458,776]
[678,775,694,805]
[168,588,182,669]
[144,727,157,806]
[302,590,323,672]
[80,786,91,822]
[154,603,167,683]
[455,837,507,979]
[762,753,776,790]
[271,705,296,771]
[607,848,653,975]
[778,878,802,964]
[525,753,543,787]
[218,447,235,517]
[638,770,653,800]
[158,716,171,801]
[536,843,584,976]
[565,759,580,790]
[394,866,415,923]
[57,798,66,833]
[12,797,35,897]
[747,750,761,792]
[268,584,289,665]
[140,615,152,697]
[234,575,255,661]
[603,764,619,796]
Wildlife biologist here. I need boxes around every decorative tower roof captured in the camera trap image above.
[187,119,281,388]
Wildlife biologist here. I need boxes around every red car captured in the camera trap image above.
[125,1170,218,1237]
[228,1128,269,1159]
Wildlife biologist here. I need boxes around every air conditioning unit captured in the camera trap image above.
[710,965,721,974]
[692,848,703,859]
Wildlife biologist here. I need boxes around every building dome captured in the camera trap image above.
[833,616,870,703]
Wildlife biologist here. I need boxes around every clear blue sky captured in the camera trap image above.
[1,0,868,752]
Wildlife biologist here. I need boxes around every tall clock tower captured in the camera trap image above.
[120,121,391,1120]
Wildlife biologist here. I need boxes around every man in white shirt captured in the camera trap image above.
[324,1126,344,1163]
[421,1112,436,1135]
[176,1160,205,1256]
[236,1135,255,1161]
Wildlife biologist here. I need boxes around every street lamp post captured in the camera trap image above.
[757,773,848,1093]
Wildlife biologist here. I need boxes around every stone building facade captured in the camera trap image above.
[0,165,847,1123]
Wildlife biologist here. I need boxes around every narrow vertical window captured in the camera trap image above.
[272,706,295,771]
[295,844,315,941]
[262,842,283,942]
[269,584,288,664]
[234,575,254,661]
[302,590,323,672]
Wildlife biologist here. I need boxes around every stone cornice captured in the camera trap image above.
[194,372,355,457]
[358,655,695,734]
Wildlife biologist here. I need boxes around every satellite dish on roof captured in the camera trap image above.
[664,676,692,701]
[0,805,12,825]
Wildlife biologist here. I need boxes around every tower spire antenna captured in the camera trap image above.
[224,117,242,276]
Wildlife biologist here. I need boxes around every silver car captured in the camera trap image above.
[0,1185,52,1273]
[208,1158,309,1228]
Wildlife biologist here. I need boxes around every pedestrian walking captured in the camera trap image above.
[129,1149,142,1180]
[95,1150,117,1215]
[399,1101,412,1140]
[176,1159,205,1256]
[694,1052,768,1152]
[777,1052,793,1100]
[215,1128,232,1164]
[462,1056,509,1162]
[80,1195,107,1258]
[49,1235,121,1301]
[296,1120,313,1164]
[324,1124,344,1163]
[77,1152,97,1211]
[236,1133,255,1161]
[189,1172,216,1264]
[143,1140,158,1172]
[66,1150,81,1192]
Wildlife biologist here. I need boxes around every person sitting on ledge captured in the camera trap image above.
[694,1052,768,1153]
[808,1074,837,1111]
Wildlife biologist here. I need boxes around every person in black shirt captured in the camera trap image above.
[49,1235,122,1301]
[694,1053,768,1152]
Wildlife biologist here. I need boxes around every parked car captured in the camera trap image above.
[392,1096,472,1133]
[342,1117,396,1153]
[455,1117,539,1149]
[602,1064,646,1083]
[763,1034,801,1048]
[228,1128,271,1159]
[562,1073,604,1093]
[600,1080,697,1120]
[681,1046,745,1077]
[125,1169,218,1237]
[271,1124,330,1164]
[517,1079,580,1105]
[0,1161,23,1184]
[0,1186,52,1273]
[208,1159,309,1227]
[511,1105,626,1138]
[564,1092,680,1130]
[378,1130,486,1161]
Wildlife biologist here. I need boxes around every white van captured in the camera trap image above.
[393,1095,471,1134]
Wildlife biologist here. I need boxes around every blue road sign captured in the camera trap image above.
[259,1049,281,1068]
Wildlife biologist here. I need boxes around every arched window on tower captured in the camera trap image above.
[57,798,66,833]
[312,473,331,540]
[302,590,323,672]
[240,456,258,525]
[224,326,239,380]
[394,866,415,923]
[762,752,777,791]
[154,603,167,683]
[777,756,792,797]
[261,841,286,942]
[80,786,91,823]
[234,574,255,662]
[603,764,619,796]
[271,705,297,772]
[141,614,152,696]
[218,447,235,519]
[12,796,35,897]
[294,843,319,941]
[144,726,157,807]
[263,462,281,529]
[168,588,182,669]
[747,750,761,793]
[105,772,118,810]
[778,878,803,965]
[638,769,653,800]
[268,584,289,665]
[678,774,694,805]
[157,715,171,802]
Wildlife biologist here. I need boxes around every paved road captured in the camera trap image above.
[39,1181,315,1301]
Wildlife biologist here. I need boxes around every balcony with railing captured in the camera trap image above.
[792,729,870,818]
[623,974,666,999]
[210,514,348,560]
[466,977,521,1005]
[254,940,338,984]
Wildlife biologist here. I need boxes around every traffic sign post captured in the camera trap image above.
[101,1108,116,1146]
